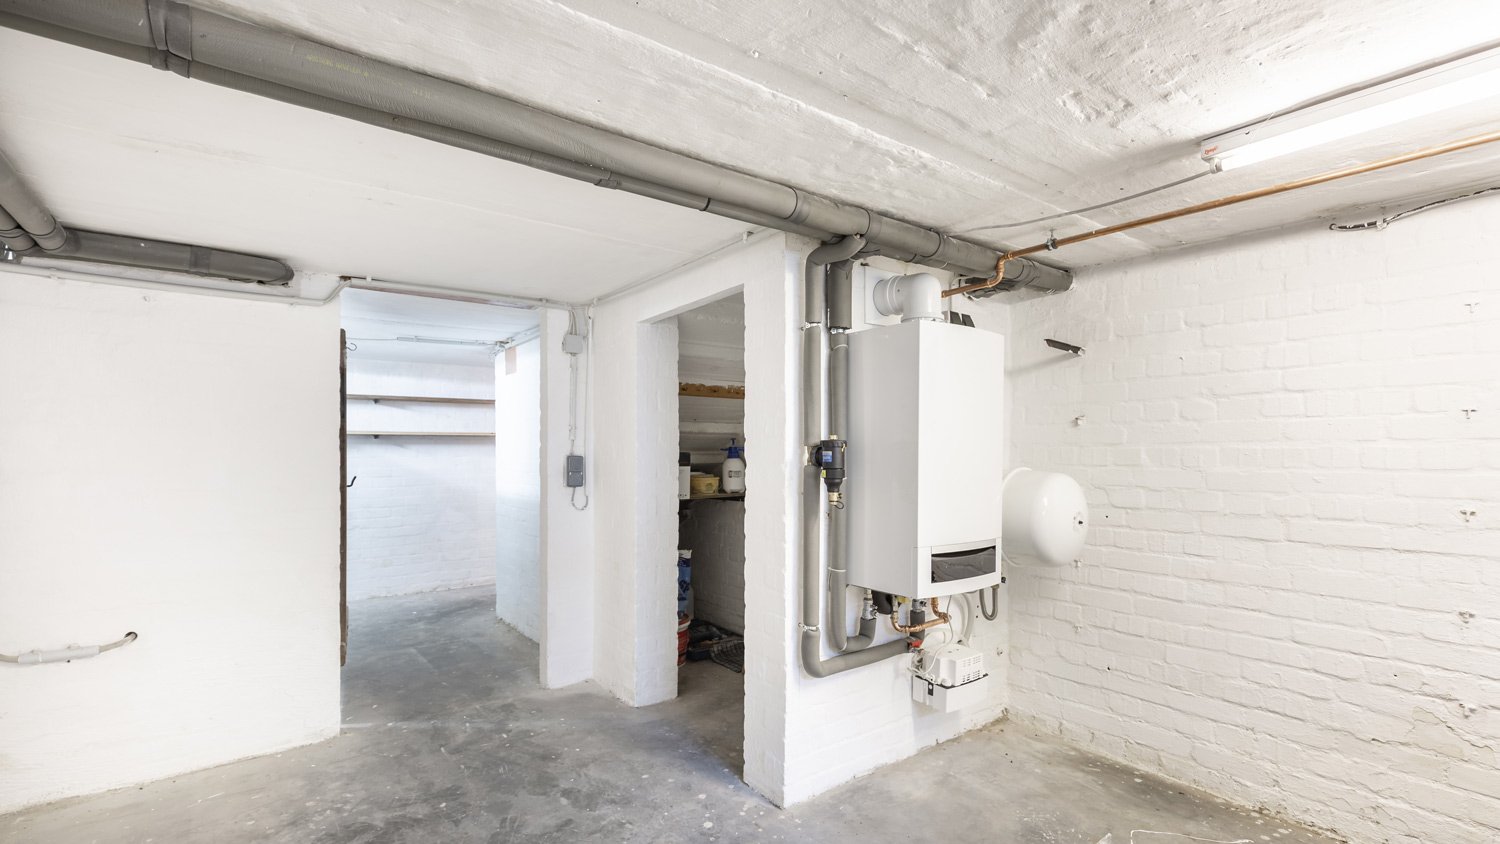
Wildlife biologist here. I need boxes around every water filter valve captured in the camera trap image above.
[811,439,847,506]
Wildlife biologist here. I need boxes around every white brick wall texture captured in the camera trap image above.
[682,500,747,633]
[994,201,1500,844]
[345,359,497,601]
[495,339,541,640]
[587,232,800,803]
[0,273,341,812]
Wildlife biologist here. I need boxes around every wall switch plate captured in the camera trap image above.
[566,454,586,487]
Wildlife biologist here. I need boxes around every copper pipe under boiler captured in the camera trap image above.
[890,597,952,634]
[944,128,1500,298]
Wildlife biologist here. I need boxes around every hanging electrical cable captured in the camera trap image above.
[1329,185,1500,231]
[953,169,1215,234]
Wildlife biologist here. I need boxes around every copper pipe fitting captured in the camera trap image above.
[889,597,951,634]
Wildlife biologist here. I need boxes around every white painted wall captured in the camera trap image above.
[345,359,497,599]
[998,201,1500,844]
[538,308,594,688]
[586,233,1019,807]
[588,232,799,805]
[0,272,341,813]
[495,339,542,640]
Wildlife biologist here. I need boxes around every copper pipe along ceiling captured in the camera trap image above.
[944,128,1500,298]
[889,597,952,634]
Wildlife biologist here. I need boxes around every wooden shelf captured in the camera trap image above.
[679,382,744,400]
[685,492,745,501]
[347,394,495,405]
[348,432,494,438]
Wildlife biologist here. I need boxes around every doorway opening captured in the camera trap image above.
[672,291,748,771]
[338,288,541,722]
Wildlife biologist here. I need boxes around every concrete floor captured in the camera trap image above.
[4,587,1341,843]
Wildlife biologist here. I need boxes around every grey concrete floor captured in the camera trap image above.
[4,587,1341,844]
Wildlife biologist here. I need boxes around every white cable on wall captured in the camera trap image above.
[1,632,137,665]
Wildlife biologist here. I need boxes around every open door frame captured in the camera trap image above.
[340,328,349,665]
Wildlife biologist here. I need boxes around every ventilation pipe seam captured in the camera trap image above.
[0,0,1072,288]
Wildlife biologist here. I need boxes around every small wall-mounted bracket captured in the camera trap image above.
[1045,338,1085,356]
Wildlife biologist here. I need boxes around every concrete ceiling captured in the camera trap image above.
[341,289,538,364]
[0,30,750,302]
[3,1,1500,298]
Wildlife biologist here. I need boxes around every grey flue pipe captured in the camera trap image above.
[800,238,910,678]
[0,0,1072,290]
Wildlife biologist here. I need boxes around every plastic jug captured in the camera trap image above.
[720,439,746,493]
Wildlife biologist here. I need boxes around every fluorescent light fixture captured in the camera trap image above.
[396,335,498,347]
[1202,46,1500,170]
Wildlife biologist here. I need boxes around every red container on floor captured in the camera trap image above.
[677,615,690,666]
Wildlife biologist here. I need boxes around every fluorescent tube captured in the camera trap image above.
[1202,48,1500,171]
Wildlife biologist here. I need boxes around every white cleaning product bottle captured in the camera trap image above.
[720,439,746,493]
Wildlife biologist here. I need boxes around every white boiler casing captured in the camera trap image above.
[846,320,1005,599]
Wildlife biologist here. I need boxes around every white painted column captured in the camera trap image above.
[538,308,595,688]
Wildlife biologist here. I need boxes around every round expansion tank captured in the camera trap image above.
[1001,469,1088,565]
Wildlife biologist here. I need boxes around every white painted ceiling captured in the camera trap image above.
[3,1,1500,295]
[341,288,538,364]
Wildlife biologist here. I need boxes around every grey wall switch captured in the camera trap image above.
[566,454,586,487]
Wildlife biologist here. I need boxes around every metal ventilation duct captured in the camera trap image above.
[0,0,1072,292]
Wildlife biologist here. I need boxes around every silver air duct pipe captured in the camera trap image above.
[0,0,1071,291]
[800,239,911,678]
[0,144,293,283]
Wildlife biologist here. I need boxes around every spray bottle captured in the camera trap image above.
[720,438,746,494]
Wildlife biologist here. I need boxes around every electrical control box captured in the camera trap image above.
[566,454,586,488]
[846,320,1004,599]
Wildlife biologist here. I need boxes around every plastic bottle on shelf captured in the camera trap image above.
[720,439,746,493]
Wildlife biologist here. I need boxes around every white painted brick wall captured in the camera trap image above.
[996,202,1500,844]
[0,273,340,812]
[681,500,747,633]
[588,232,798,805]
[495,339,541,640]
[345,359,497,600]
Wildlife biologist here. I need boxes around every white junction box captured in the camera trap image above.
[911,644,989,712]
[847,320,1005,599]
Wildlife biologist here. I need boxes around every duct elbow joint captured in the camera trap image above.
[872,273,944,322]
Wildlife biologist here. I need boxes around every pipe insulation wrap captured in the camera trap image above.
[185,65,837,241]
[0,0,1072,288]
[798,252,908,678]
[0,149,65,249]
[0,205,37,251]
